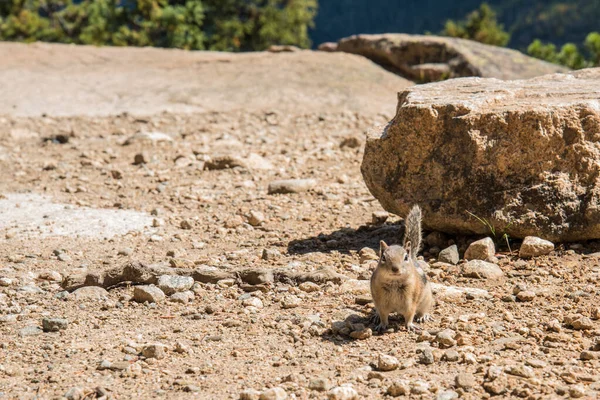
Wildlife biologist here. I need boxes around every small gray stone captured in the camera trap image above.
[327,385,359,400]
[259,387,287,400]
[568,385,586,398]
[436,329,457,348]
[410,381,430,395]
[461,260,504,279]
[242,297,263,308]
[506,364,534,378]
[443,350,460,362]
[42,318,68,332]
[436,391,459,400]
[247,210,265,226]
[464,237,495,261]
[157,275,194,295]
[516,290,536,302]
[57,253,72,262]
[268,179,317,194]
[118,247,133,256]
[169,291,194,304]
[372,211,389,225]
[142,343,167,359]
[519,236,554,258]
[438,245,459,265]
[455,373,476,389]
[387,380,410,397]
[72,286,110,301]
[54,291,70,300]
[97,360,112,370]
[133,285,165,304]
[418,348,435,365]
[64,386,85,400]
[240,389,262,400]
[378,354,400,371]
[309,377,331,392]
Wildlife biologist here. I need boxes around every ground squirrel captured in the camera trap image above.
[370,205,433,332]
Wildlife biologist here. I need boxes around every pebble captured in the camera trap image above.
[327,385,358,400]
[410,380,430,395]
[378,354,400,371]
[242,297,264,308]
[247,210,265,226]
[117,247,133,256]
[180,219,193,230]
[157,275,194,295]
[436,391,458,400]
[516,290,536,302]
[133,285,166,304]
[455,373,475,389]
[240,389,262,400]
[464,237,495,261]
[57,253,72,262]
[299,282,320,292]
[506,364,534,378]
[438,245,459,265]
[268,179,317,194]
[72,286,110,301]
[142,343,167,359]
[42,318,68,332]
[0,278,13,287]
[281,295,301,309]
[564,314,594,330]
[418,348,435,365]
[371,211,389,225]
[525,359,547,368]
[309,377,331,392]
[436,329,457,347]
[37,271,62,282]
[519,236,554,258]
[64,386,85,400]
[569,385,586,398]
[461,260,504,279]
[443,350,460,362]
[349,327,372,340]
[387,381,410,396]
[133,152,149,165]
[262,248,281,260]
[169,291,194,304]
[259,387,287,400]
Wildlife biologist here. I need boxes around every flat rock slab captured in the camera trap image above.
[0,193,153,240]
[335,34,567,82]
[361,68,600,242]
[0,42,411,117]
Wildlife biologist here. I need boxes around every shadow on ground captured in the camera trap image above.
[287,222,406,255]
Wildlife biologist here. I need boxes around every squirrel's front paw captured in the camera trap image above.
[406,323,422,333]
[369,312,381,325]
[416,314,433,323]
[374,323,388,334]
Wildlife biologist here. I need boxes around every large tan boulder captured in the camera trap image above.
[335,34,567,82]
[361,68,600,242]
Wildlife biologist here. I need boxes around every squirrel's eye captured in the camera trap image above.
[404,253,409,261]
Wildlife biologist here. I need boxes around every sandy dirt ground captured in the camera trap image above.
[0,43,599,400]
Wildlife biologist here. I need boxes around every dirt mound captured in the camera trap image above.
[361,68,600,241]
[0,41,412,117]
[332,34,568,82]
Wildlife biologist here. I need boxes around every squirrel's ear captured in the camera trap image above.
[379,240,388,256]
[405,241,412,255]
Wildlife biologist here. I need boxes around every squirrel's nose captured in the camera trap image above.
[391,266,399,273]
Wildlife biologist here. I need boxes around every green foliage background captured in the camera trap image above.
[0,0,317,51]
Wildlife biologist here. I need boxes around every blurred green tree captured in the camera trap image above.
[0,0,317,51]
[442,3,510,47]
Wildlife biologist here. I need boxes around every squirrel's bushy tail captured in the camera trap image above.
[403,204,422,257]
